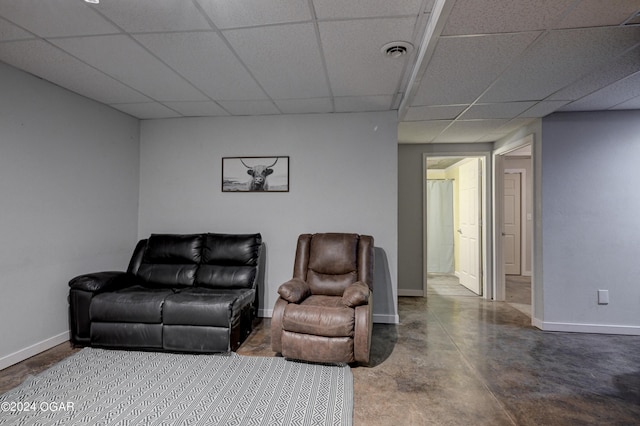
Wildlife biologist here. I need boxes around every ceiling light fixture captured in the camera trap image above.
[84,0,99,4]
[381,41,413,59]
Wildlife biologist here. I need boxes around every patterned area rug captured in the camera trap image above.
[0,348,352,425]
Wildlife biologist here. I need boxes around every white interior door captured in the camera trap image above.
[458,159,481,295]
[503,173,521,275]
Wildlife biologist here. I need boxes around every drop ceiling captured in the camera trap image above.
[0,0,638,143]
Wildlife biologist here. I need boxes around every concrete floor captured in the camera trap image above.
[2,283,640,425]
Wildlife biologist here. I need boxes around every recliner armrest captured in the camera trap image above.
[342,281,370,307]
[277,278,310,303]
[69,271,140,293]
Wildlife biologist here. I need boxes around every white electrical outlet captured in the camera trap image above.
[597,290,609,305]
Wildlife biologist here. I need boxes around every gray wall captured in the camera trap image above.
[138,112,399,323]
[0,63,140,368]
[541,110,640,333]
[398,143,492,294]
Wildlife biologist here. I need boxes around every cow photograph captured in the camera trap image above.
[222,156,289,192]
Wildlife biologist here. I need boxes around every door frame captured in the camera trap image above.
[492,134,535,316]
[422,151,493,299]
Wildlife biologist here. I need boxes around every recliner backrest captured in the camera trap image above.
[135,234,203,287]
[294,233,374,296]
[196,233,262,289]
[126,232,263,289]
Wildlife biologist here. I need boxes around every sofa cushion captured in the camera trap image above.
[136,264,198,287]
[202,233,261,266]
[307,233,358,295]
[163,288,255,327]
[143,234,204,264]
[90,286,173,323]
[308,233,358,275]
[282,298,354,338]
[196,233,261,289]
[196,265,256,289]
[136,234,204,287]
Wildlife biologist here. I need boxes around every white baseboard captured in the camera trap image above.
[259,308,272,318]
[0,331,69,371]
[258,309,399,324]
[398,289,425,297]
[532,318,640,336]
[373,314,399,324]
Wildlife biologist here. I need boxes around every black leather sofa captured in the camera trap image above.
[68,233,263,353]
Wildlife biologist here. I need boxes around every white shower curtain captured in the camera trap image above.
[426,180,454,273]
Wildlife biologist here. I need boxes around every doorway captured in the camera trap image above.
[495,140,534,318]
[424,155,487,297]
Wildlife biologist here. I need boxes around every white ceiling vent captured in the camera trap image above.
[381,41,413,59]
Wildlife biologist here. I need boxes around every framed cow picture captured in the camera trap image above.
[222,156,289,192]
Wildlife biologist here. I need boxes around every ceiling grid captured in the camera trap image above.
[0,0,637,141]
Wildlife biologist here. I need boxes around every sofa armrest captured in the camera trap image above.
[69,271,139,294]
[342,281,370,307]
[277,278,310,303]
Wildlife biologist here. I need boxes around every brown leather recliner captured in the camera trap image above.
[271,233,374,364]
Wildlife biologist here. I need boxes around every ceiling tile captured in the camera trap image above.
[51,35,208,102]
[0,0,119,37]
[223,23,330,99]
[412,32,540,106]
[560,71,640,111]
[162,101,229,117]
[460,102,536,120]
[218,100,280,115]
[334,95,393,112]
[611,96,640,110]
[548,46,640,101]
[135,32,267,101]
[0,39,151,104]
[274,98,333,114]
[481,26,640,103]
[93,0,211,32]
[0,16,34,41]
[473,118,537,142]
[426,157,466,170]
[494,118,537,134]
[554,0,640,28]
[319,17,416,97]
[313,0,424,19]
[195,0,312,29]
[435,119,508,143]
[442,0,574,35]
[475,133,507,143]
[405,105,467,121]
[472,118,537,141]
[519,100,569,118]
[398,120,452,143]
[110,102,182,119]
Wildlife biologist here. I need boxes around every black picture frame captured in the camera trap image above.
[222,156,289,192]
